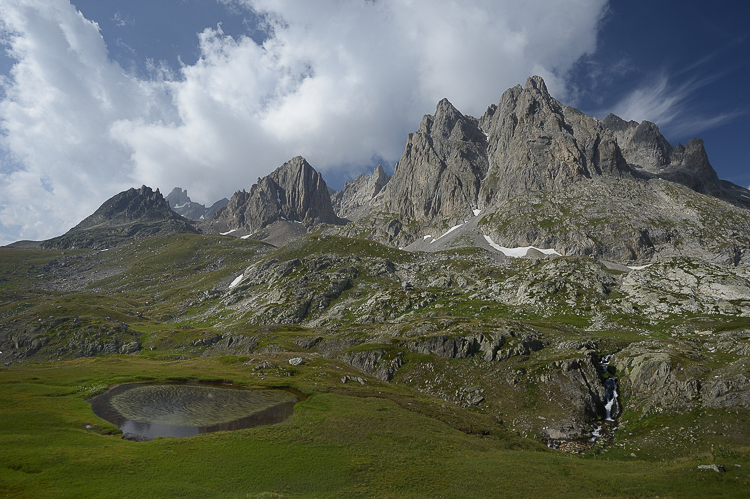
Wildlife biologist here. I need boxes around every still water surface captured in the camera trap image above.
[90,383,298,440]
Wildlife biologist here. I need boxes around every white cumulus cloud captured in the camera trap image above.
[0,0,608,245]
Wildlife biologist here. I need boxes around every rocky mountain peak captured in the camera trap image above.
[166,187,190,207]
[601,113,721,195]
[166,187,229,221]
[209,156,340,233]
[71,185,179,231]
[378,97,489,222]
[479,75,629,205]
[331,164,390,221]
[42,185,195,249]
[525,74,548,93]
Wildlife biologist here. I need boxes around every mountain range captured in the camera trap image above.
[36,76,750,266]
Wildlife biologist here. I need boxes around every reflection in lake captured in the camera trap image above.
[90,383,298,441]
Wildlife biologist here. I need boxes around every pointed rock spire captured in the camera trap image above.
[210,156,340,232]
[378,98,489,221]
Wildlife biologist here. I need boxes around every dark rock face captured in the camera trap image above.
[166,187,228,221]
[211,156,340,232]
[479,76,630,205]
[339,349,403,382]
[331,165,389,220]
[201,334,258,357]
[379,98,489,221]
[602,114,721,195]
[1,318,143,363]
[42,186,197,249]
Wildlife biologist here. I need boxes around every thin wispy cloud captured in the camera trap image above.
[113,12,133,27]
[602,37,748,140]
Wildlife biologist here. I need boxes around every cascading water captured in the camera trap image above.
[601,354,620,421]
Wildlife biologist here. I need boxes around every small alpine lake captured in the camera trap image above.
[90,383,300,440]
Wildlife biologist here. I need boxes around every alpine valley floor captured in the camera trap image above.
[2,232,750,498]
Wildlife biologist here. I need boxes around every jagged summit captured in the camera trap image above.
[377,96,488,222]
[601,114,721,195]
[331,164,389,220]
[71,186,181,231]
[479,75,630,205]
[340,75,750,265]
[35,76,750,264]
[166,187,190,207]
[209,156,341,233]
[166,187,229,220]
[372,76,631,224]
[42,185,196,249]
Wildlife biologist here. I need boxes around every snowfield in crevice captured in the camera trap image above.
[483,235,561,258]
[627,264,652,270]
[229,274,244,288]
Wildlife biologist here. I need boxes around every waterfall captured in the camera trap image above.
[603,378,620,420]
[600,354,620,421]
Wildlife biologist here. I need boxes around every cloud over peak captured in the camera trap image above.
[0,0,608,245]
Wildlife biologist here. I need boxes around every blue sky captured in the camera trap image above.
[0,0,748,244]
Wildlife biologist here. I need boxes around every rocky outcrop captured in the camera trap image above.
[331,165,389,221]
[378,98,489,221]
[479,76,630,206]
[540,352,608,439]
[489,257,617,311]
[0,317,143,364]
[614,346,701,417]
[209,156,341,233]
[620,258,750,318]
[339,349,403,381]
[407,331,544,362]
[602,114,722,196]
[224,255,358,325]
[200,334,258,357]
[166,187,228,220]
[702,373,750,410]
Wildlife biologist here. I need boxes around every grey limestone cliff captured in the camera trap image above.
[341,76,750,265]
[479,76,630,206]
[210,156,341,233]
[602,114,721,196]
[378,98,489,222]
[331,165,389,221]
